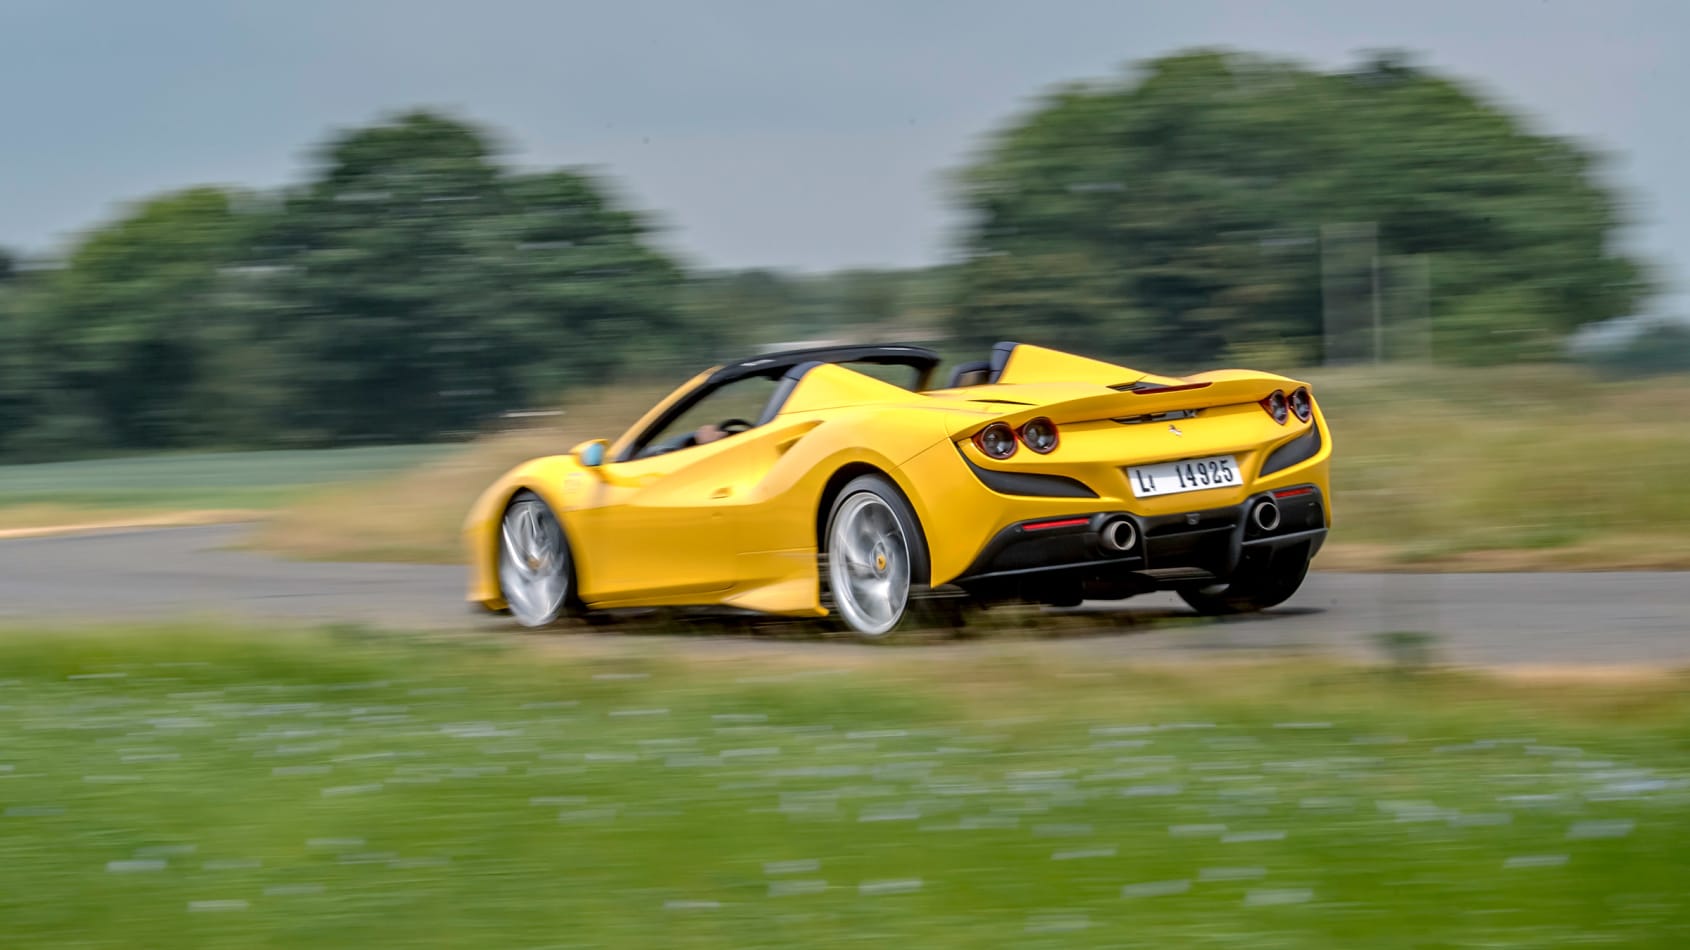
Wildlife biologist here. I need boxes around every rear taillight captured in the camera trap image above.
[1290,387,1312,423]
[1018,417,1058,454]
[974,422,1018,459]
[1261,390,1288,425]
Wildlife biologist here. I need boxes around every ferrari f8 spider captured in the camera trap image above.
[464,342,1331,636]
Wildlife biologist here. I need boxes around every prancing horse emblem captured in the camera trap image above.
[1168,424,1183,436]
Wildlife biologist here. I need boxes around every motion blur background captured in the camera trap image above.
[3,0,1688,457]
[3,2,1690,947]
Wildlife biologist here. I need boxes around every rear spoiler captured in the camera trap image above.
[950,374,1305,436]
[989,342,1155,387]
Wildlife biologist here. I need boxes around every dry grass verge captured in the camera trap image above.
[255,366,1690,570]
[251,387,665,562]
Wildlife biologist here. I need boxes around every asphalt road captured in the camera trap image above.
[2,524,1687,668]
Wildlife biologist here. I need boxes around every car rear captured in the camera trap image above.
[904,375,1331,605]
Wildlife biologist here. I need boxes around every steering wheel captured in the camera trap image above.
[718,418,754,434]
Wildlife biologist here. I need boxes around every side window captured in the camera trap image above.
[631,375,780,459]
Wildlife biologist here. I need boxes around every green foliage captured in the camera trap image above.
[1581,320,1690,378]
[253,112,686,444]
[1,112,687,458]
[682,267,949,352]
[39,188,261,450]
[949,49,1647,368]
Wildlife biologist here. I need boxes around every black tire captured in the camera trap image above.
[821,474,932,638]
[1179,555,1310,616]
[497,490,584,628]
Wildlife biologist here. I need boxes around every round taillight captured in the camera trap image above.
[1290,387,1312,423]
[974,422,1018,459]
[1262,390,1288,424]
[1018,417,1058,454]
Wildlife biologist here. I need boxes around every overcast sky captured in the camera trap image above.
[2,0,1685,311]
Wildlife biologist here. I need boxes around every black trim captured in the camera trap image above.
[710,344,940,388]
[755,361,822,426]
[1260,423,1323,476]
[618,345,938,462]
[987,341,1019,383]
[961,512,1139,574]
[959,448,1099,499]
[951,488,1327,602]
[947,360,992,388]
[1241,526,1326,547]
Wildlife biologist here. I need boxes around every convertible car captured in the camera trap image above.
[464,342,1331,636]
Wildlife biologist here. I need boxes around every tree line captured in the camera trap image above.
[0,49,1659,461]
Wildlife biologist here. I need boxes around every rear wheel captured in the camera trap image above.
[1178,554,1309,616]
[498,491,577,628]
[823,475,928,638]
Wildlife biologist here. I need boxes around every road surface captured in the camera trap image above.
[1,525,1686,667]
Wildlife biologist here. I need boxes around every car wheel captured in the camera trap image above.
[1178,555,1309,616]
[497,491,576,628]
[823,475,928,638]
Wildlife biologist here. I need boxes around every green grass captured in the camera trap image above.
[2,626,1688,947]
[0,445,447,513]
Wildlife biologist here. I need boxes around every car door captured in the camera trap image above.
[566,444,740,603]
[567,374,783,604]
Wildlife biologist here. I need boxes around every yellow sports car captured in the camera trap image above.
[464,342,1331,636]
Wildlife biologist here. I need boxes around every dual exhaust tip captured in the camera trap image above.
[1098,500,1278,555]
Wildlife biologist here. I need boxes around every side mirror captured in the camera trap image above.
[571,439,608,468]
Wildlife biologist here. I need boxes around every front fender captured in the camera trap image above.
[462,456,585,608]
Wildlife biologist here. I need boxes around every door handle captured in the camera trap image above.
[711,487,732,499]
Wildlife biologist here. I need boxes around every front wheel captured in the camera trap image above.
[823,475,928,638]
[1178,555,1309,616]
[497,491,577,628]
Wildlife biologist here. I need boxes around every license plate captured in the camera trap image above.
[1127,455,1240,498]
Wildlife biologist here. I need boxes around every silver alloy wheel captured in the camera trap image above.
[498,496,570,627]
[827,491,911,637]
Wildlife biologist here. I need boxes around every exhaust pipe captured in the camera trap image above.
[1099,518,1138,553]
[1251,500,1281,532]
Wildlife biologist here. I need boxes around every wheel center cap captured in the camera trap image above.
[875,552,887,572]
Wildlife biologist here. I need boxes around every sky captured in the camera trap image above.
[2,0,1686,312]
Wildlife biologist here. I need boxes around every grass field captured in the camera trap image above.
[254,365,1690,569]
[0,445,447,533]
[2,626,1687,947]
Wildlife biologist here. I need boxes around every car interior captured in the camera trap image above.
[627,355,938,461]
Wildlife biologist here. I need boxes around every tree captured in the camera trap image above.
[23,188,258,451]
[257,111,683,442]
[254,111,511,442]
[0,265,36,453]
[949,49,1648,367]
[473,170,684,398]
[1583,320,1690,378]
[0,111,689,459]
